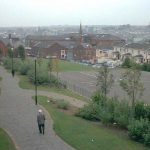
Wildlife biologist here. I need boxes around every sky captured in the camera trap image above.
[0,0,150,27]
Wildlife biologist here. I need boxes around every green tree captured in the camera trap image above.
[17,45,25,60]
[0,48,2,55]
[7,48,13,58]
[120,67,144,112]
[97,66,114,99]
[122,57,136,68]
[48,58,53,84]
[0,49,2,61]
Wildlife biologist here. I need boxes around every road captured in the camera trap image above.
[58,68,150,104]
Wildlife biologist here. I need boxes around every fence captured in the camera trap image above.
[60,78,93,100]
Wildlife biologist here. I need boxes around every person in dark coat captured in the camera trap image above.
[37,109,45,134]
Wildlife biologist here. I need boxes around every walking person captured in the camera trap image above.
[37,109,45,134]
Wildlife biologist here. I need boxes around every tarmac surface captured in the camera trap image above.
[58,68,150,104]
[0,66,76,150]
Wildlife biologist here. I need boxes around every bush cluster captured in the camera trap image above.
[128,118,149,143]
[76,92,150,147]
[2,57,64,87]
[56,99,70,110]
[77,93,130,127]
[76,102,100,121]
[122,57,150,72]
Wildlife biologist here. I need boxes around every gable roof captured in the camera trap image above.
[125,43,150,50]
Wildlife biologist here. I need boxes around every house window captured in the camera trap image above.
[61,50,66,59]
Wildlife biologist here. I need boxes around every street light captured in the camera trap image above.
[34,58,37,105]
[11,48,15,77]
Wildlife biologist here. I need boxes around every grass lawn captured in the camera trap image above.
[33,58,95,72]
[19,75,88,101]
[37,95,149,150]
[0,76,2,81]
[0,128,16,150]
[58,60,95,72]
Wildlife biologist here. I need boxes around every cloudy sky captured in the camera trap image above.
[0,0,150,27]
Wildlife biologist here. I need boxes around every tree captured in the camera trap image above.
[122,57,133,68]
[7,48,13,58]
[48,58,53,84]
[0,48,2,61]
[97,66,114,99]
[17,45,25,60]
[120,66,144,111]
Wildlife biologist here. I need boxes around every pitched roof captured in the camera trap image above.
[83,34,124,41]
[125,43,150,50]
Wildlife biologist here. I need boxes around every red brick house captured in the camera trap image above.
[0,40,7,57]
[73,43,96,62]
[40,43,67,59]
[83,34,125,47]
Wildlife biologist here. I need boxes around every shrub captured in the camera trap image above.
[99,108,114,124]
[145,105,150,120]
[114,100,131,128]
[2,57,23,72]
[128,118,149,142]
[76,102,100,121]
[135,102,146,119]
[2,57,12,69]
[27,66,49,85]
[144,131,150,147]
[141,63,150,72]
[57,100,70,110]
[19,61,32,75]
[92,92,106,106]
[13,58,23,72]
[122,57,133,68]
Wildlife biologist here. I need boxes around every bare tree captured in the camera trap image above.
[97,66,114,99]
[120,67,144,109]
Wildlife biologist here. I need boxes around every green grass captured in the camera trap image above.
[0,128,16,150]
[37,95,149,150]
[58,60,95,72]
[34,58,95,72]
[19,75,88,101]
[0,77,2,81]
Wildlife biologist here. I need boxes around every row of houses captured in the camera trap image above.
[113,43,150,63]
[1,33,150,64]
[25,34,125,63]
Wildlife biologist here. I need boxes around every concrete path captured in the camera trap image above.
[0,66,75,150]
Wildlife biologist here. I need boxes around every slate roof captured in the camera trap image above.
[96,45,114,50]
[0,37,23,48]
[125,43,150,50]
[83,34,124,41]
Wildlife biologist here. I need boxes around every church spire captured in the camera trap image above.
[79,21,83,43]
[79,21,82,36]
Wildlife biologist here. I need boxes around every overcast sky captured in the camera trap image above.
[0,0,150,27]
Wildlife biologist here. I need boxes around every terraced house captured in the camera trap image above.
[114,43,150,63]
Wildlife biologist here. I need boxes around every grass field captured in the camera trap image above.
[58,60,95,72]
[19,75,88,101]
[34,58,95,72]
[37,95,149,150]
[0,76,2,81]
[0,128,16,150]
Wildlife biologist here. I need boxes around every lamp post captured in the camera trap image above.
[35,58,37,105]
[11,48,15,77]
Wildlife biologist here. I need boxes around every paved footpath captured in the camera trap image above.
[0,66,75,150]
